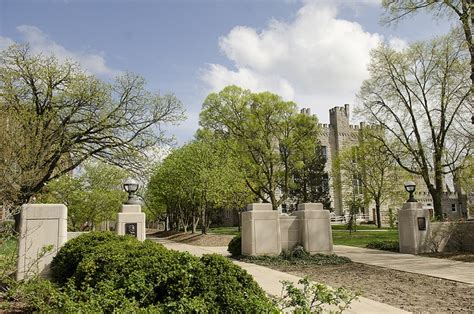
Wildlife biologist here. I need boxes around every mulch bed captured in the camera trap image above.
[148,231,233,247]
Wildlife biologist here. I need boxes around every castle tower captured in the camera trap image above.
[316,104,360,215]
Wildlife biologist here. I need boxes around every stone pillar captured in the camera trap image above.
[116,204,146,241]
[294,203,333,254]
[17,204,68,280]
[398,202,430,254]
[241,203,281,256]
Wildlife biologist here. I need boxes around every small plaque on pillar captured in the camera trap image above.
[417,217,426,231]
[125,223,138,237]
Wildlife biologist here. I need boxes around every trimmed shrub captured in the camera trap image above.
[50,231,135,284]
[72,239,202,308]
[227,234,241,256]
[198,254,275,311]
[40,232,275,312]
[366,240,399,252]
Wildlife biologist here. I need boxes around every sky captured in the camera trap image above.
[0,0,454,145]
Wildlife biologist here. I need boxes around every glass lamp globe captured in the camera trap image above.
[123,178,139,193]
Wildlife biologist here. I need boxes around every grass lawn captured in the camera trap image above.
[208,225,399,248]
[208,226,240,236]
[0,237,17,256]
[331,224,392,231]
[332,229,398,247]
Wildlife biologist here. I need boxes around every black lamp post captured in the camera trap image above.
[123,178,140,204]
[404,181,417,203]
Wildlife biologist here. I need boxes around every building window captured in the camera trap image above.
[320,146,327,159]
[451,203,456,212]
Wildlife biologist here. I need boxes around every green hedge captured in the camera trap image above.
[50,231,133,284]
[43,232,274,312]
[366,240,399,252]
[227,234,241,257]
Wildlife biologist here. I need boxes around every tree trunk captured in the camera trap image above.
[201,207,207,235]
[192,212,199,234]
[237,208,242,232]
[375,201,382,229]
[13,209,21,233]
[429,183,443,221]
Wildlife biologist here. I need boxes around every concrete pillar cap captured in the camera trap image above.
[247,203,273,211]
[297,203,324,211]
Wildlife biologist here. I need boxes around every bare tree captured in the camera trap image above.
[382,0,473,120]
[356,33,471,219]
[0,45,185,228]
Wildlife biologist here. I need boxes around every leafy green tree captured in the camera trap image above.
[356,33,471,219]
[0,45,184,229]
[333,129,406,228]
[147,137,253,234]
[200,86,320,211]
[38,162,128,230]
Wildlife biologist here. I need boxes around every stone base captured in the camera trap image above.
[294,203,333,254]
[116,205,146,241]
[241,203,281,256]
[17,204,67,280]
[398,202,430,254]
[241,203,333,256]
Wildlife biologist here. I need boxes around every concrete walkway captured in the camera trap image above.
[152,239,408,313]
[334,245,474,285]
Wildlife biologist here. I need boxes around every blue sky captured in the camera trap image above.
[0,0,453,145]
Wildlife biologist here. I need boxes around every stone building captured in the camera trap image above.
[302,104,363,215]
[304,104,470,221]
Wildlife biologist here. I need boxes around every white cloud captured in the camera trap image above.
[201,2,405,122]
[389,37,409,51]
[0,36,15,51]
[0,25,120,77]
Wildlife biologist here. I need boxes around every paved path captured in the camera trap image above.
[151,238,408,313]
[334,245,474,285]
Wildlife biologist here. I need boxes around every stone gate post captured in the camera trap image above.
[16,204,67,280]
[398,202,430,254]
[241,203,281,256]
[294,203,333,254]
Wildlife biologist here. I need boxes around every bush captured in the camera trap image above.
[46,232,275,312]
[0,220,15,237]
[198,254,275,311]
[72,239,202,309]
[244,245,351,266]
[227,234,241,256]
[274,276,358,313]
[50,231,134,284]
[366,240,399,252]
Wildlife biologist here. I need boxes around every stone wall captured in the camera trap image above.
[241,203,333,256]
[427,221,474,253]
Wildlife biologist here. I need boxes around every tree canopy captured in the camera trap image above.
[199,86,322,211]
[0,45,184,220]
[38,162,128,230]
[146,136,253,233]
[333,128,406,228]
[356,32,471,218]
[382,0,473,122]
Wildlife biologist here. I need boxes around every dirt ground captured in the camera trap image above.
[265,263,473,313]
[152,232,474,313]
[149,231,234,246]
[421,251,474,263]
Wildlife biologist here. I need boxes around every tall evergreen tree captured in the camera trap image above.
[289,143,331,209]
